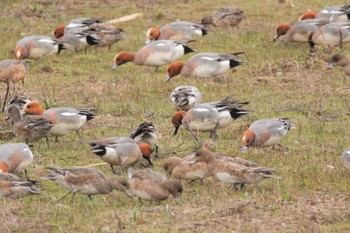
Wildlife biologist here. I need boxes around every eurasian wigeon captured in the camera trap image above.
[273,19,326,42]
[54,19,125,51]
[170,86,202,111]
[7,105,53,145]
[242,118,293,148]
[14,35,64,60]
[299,11,317,21]
[341,148,350,169]
[0,143,33,176]
[172,95,251,139]
[165,52,245,82]
[127,168,182,202]
[310,22,350,50]
[43,166,130,202]
[145,21,208,44]
[89,137,153,174]
[201,5,244,28]
[112,40,195,70]
[0,174,41,199]
[61,28,100,53]
[163,156,208,183]
[190,145,280,189]
[129,122,159,155]
[23,101,96,143]
[328,54,350,75]
[0,60,28,112]
[316,5,350,23]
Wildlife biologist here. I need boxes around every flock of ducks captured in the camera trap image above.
[0,3,349,204]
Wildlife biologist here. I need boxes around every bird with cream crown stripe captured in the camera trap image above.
[165,52,245,82]
[145,21,208,44]
[172,95,251,139]
[23,101,96,143]
[112,40,195,70]
[14,35,64,60]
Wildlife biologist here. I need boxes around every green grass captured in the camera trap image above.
[1,0,350,232]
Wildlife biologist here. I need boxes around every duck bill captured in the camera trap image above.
[273,35,279,41]
[165,75,173,82]
[173,125,180,135]
[145,38,151,44]
[124,189,133,198]
[327,63,334,69]
[112,64,118,70]
[144,156,153,167]
[189,159,197,165]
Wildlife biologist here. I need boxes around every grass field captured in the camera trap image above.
[1,0,350,232]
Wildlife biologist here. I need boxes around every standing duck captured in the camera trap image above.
[14,35,64,60]
[23,100,96,143]
[112,40,195,70]
[165,52,245,81]
[89,137,153,174]
[42,166,130,202]
[145,21,208,44]
[172,95,251,139]
[242,118,293,149]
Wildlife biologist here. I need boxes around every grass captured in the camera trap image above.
[1,0,350,232]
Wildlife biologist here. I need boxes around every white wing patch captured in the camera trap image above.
[38,39,54,44]
[201,56,216,61]
[61,112,78,117]
[67,23,85,28]
[194,108,210,112]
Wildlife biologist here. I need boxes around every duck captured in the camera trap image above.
[273,19,326,42]
[242,118,293,149]
[127,167,182,202]
[190,145,280,189]
[341,148,350,169]
[163,156,208,183]
[172,95,251,139]
[7,105,53,145]
[170,86,202,111]
[0,173,41,199]
[145,21,208,44]
[129,122,159,155]
[0,143,33,176]
[165,52,245,82]
[299,11,317,21]
[316,4,350,23]
[112,40,195,70]
[42,166,130,202]
[310,22,350,50]
[54,19,125,51]
[0,60,29,113]
[89,137,153,174]
[23,100,96,143]
[328,54,350,75]
[14,35,64,60]
[201,5,244,28]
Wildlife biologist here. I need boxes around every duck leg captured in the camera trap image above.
[2,82,10,113]
[57,190,73,202]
